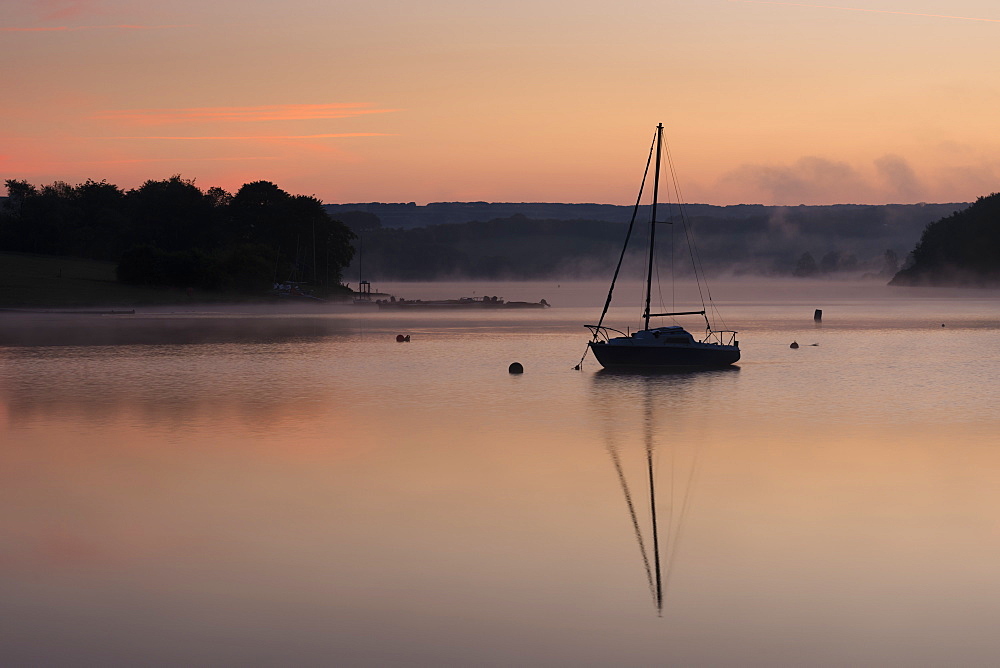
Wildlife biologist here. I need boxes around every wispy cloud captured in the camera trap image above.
[102,133,392,140]
[94,104,397,125]
[875,154,924,202]
[89,156,280,164]
[6,0,189,31]
[1,24,189,32]
[35,0,100,21]
[718,156,874,204]
[729,0,1000,23]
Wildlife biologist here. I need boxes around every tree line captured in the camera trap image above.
[1,177,355,294]
[343,210,920,281]
[890,193,1000,286]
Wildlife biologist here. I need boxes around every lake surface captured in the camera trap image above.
[2,279,1000,666]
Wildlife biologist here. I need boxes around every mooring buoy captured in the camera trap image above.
[814,309,823,322]
[396,334,410,342]
[508,362,524,374]
[790,341,799,349]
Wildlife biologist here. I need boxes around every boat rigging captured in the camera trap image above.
[581,123,740,369]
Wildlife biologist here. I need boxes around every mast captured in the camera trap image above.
[643,123,663,331]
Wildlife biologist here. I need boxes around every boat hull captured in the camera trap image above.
[588,341,740,368]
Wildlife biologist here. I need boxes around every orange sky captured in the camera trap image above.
[3,0,999,205]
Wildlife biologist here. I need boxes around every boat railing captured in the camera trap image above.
[703,329,739,346]
[585,324,627,342]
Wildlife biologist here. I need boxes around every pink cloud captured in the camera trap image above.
[1,24,189,32]
[103,133,392,140]
[88,156,280,164]
[95,104,398,125]
[35,0,101,22]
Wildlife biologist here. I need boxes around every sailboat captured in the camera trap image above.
[585,124,740,368]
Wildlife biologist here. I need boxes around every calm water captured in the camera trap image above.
[2,280,1000,667]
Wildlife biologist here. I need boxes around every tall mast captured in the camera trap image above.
[643,123,663,331]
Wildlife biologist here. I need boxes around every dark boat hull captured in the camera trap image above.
[588,341,740,368]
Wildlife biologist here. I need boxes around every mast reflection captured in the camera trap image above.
[591,367,739,614]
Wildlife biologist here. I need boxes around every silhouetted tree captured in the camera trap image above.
[125,176,219,252]
[793,252,818,277]
[1,176,356,294]
[230,181,355,286]
[71,180,128,260]
[117,244,222,289]
[891,193,1000,286]
[2,179,37,216]
[819,250,858,274]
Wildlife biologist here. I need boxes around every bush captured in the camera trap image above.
[117,245,222,289]
[220,244,275,292]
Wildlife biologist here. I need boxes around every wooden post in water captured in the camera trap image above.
[814,309,823,322]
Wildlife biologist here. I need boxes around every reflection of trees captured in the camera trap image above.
[2,363,337,431]
[0,320,358,430]
[0,314,352,347]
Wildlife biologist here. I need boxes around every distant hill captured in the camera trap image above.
[890,193,1000,287]
[325,201,789,228]
[325,201,969,281]
[324,201,965,230]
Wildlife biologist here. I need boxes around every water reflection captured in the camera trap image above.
[0,341,350,431]
[4,299,1000,664]
[589,367,740,615]
[592,364,741,383]
[0,313,354,347]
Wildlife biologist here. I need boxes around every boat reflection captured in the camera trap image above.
[590,367,738,615]
[592,364,740,383]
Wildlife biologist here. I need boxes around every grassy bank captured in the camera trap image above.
[0,252,350,308]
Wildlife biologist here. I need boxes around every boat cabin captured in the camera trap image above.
[632,326,696,345]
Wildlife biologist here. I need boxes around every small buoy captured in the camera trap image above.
[941,324,946,327]
[508,362,524,374]
[814,309,823,322]
[790,341,799,349]
[396,334,410,342]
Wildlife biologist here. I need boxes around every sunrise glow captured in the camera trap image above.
[4,0,1000,204]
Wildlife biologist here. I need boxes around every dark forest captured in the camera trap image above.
[1,177,355,295]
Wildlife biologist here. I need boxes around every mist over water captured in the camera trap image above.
[2,279,1000,666]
